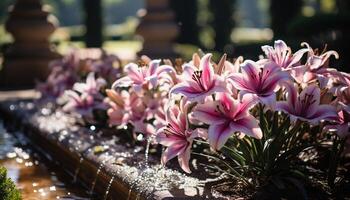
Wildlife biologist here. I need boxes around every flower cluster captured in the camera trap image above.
[38,49,121,122]
[62,72,107,121]
[152,40,348,173]
[37,49,121,100]
[39,41,350,185]
[105,56,178,137]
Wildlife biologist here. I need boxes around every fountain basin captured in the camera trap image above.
[0,96,221,199]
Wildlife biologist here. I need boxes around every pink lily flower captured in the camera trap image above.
[49,50,80,72]
[192,93,262,150]
[337,110,350,139]
[228,60,290,107]
[63,90,103,119]
[302,42,339,70]
[50,48,102,74]
[105,89,132,127]
[112,59,175,93]
[132,118,156,137]
[170,54,227,102]
[333,73,350,109]
[156,100,206,173]
[106,89,155,135]
[37,67,78,99]
[276,84,338,124]
[324,110,350,139]
[144,95,168,122]
[222,56,242,76]
[91,54,122,83]
[261,40,308,70]
[292,43,340,89]
[153,106,167,131]
[73,72,106,96]
[218,56,243,98]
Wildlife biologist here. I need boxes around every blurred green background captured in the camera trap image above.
[0,0,349,70]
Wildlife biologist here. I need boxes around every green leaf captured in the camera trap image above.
[276,144,313,165]
[222,145,246,166]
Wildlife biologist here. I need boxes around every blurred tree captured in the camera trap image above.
[170,0,200,46]
[270,0,302,38]
[83,0,103,47]
[209,0,235,52]
[336,0,350,13]
[0,0,13,23]
[54,0,82,26]
[104,0,142,24]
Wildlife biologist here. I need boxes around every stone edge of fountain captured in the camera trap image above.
[0,99,220,200]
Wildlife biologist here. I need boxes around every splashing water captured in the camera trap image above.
[89,154,115,197]
[125,136,155,199]
[103,172,116,200]
[89,162,104,196]
[127,188,132,200]
[73,157,84,183]
[144,137,152,168]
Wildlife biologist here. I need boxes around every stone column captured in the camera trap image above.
[136,0,179,59]
[0,0,60,90]
[83,0,103,47]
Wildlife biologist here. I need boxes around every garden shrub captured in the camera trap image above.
[0,166,21,200]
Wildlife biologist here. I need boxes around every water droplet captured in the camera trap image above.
[26,102,34,110]
[134,146,143,153]
[127,188,132,200]
[73,157,84,183]
[136,134,143,141]
[49,186,56,191]
[89,163,104,196]
[6,152,16,158]
[22,154,29,160]
[103,173,116,200]
[16,158,23,163]
[9,104,17,110]
[41,108,51,115]
[144,137,152,168]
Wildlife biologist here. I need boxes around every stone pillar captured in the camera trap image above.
[0,0,60,90]
[136,0,179,59]
[83,0,103,47]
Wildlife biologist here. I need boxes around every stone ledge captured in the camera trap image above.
[0,99,223,200]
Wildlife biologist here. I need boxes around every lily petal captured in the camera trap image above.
[231,116,262,139]
[208,122,233,150]
[178,144,192,173]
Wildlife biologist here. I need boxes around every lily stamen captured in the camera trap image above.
[191,70,206,91]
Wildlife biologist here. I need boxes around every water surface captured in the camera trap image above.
[0,120,89,200]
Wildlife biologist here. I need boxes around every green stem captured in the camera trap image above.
[286,120,303,148]
[192,152,252,186]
